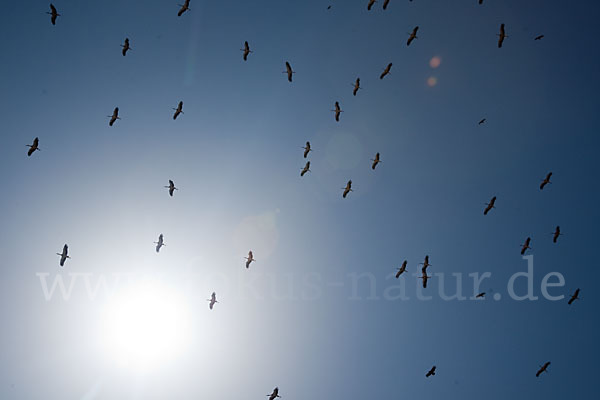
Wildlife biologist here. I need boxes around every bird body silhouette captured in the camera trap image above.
[56,244,70,267]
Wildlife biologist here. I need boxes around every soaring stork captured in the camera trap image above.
[367,0,376,10]
[540,172,552,190]
[520,237,532,255]
[484,196,496,215]
[301,161,311,177]
[284,62,295,82]
[476,292,486,298]
[267,387,281,400]
[302,141,312,158]
[395,260,407,278]
[342,180,353,198]
[380,63,392,79]
[121,38,131,56]
[165,180,178,197]
[568,288,580,305]
[332,101,343,122]
[426,366,436,377]
[497,24,508,48]
[27,137,40,157]
[536,362,550,377]
[420,255,431,272]
[154,234,165,253]
[478,118,486,125]
[245,251,255,269]
[177,0,190,16]
[383,0,391,10]
[420,271,431,288]
[534,34,544,41]
[108,107,120,126]
[241,41,252,61]
[407,26,419,46]
[371,152,381,170]
[56,244,70,267]
[172,101,184,120]
[207,292,218,310]
[552,226,561,243]
[353,78,361,96]
[47,4,60,25]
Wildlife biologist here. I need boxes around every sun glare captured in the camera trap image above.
[102,280,191,371]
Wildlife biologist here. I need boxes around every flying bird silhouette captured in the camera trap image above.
[172,101,184,120]
[56,244,70,267]
[552,226,561,243]
[267,387,281,400]
[534,34,544,40]
[241,41,252,61]
[284,62,295,82]
[383,0,391,10]
[108,107,120,126]
[520,237,532,255]
[484,196,496,215]
[367,0,377,10]
[476,292,486,298]
[332,101,343,122]
[165,180,178,197]
[426,366,436,377]
[342,180,353,198]
[536,362,550,377]
[26,137,40,157]
[371,153,381,170]
[568,288,580,305]
[177,0,190,16]
[47,4,60,25]
[395,260,407,278]
[478,118,486,125]
[353,78,361,96]
[207,292,218,310]
[121,38,131,56]
[407,26,419,46]
[302,141,312,158]
[154,234,165,253]
[380,63,392,79]
[497,23,507,48]
[245,251,255,269]
[301,161,311,177]
[540,172,552,190]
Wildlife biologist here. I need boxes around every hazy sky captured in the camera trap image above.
[1,0,599,399]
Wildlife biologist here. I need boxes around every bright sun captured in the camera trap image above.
[102,280,191,370]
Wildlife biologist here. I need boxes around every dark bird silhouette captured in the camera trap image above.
[420,271,431,288]
[27,137,40,157]
[332,101,343,122]
[426,366,436,377]
[177,0,190,16]
[47,4,60,25]
[367,0,377,10]
[108,107,120,126]
[520,237,532,255]
[172,101,184,120]
[383,0,390,10]
[371,152,381,170]
[478,118,486,125]
[284,62,295,82]
[534,34,544,40]
[484,196,496,215]
[407,26,419,46]
[380,63,392,79]
[552,226,561,243]
[302,141,312,158]
[207,292,218,310]
[327,5,332,9]
[342,180,353,198]
[540,172,552,190]
[154,234,165,253]
[245,251,255,269]
[497,24,507,48]
[476,292,486,298]
[568,288,580,305]
[56,244,70,267]
[395,260,407,278]
[536,362,550,377]
[353,78,361,96]
[301,161,311,177]
[479,0,483,4]
[165,180,178,197]
[420,255,431,273]
[121,38,131,56]
[267,387,281,400]
[241,41,252,61]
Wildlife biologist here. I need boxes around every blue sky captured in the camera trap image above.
[1,0,599,399]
